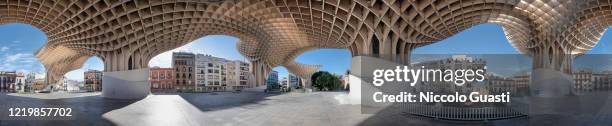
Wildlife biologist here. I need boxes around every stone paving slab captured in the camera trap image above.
[1,91,612,126]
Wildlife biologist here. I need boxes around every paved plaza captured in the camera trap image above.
[0,89,474,126]
[0,89,612,126]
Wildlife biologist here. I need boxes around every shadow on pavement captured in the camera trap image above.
[0,93,137,126]
[0,88,283,126]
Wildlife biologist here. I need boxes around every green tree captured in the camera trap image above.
[311,71,341,91]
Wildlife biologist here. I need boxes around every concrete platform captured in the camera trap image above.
[0,91,611,126]
[102,68,150,99]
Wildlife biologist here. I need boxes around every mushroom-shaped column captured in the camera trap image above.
[97,47,152,99]
[283,62,321,92]
[36,46,91,89]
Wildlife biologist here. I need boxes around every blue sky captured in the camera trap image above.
[0,24,47,72]
[1,23,611,81]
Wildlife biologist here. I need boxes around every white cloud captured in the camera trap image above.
[0,53,44,72]
[0,46,8,52]
[17,69,29,73]
[5,53,36,62]
[65,69,85,81]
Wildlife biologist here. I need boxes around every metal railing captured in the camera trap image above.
[400,103,527,121]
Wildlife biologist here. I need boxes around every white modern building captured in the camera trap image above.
[230,60,252,90]
[66,80,82,92]
[280,77,288,88]
[195,54,252,92]
[15,72,25,93]
[288,73,302,89]
[25,72,36,92]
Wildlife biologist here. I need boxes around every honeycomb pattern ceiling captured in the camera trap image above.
[1,0,611,83]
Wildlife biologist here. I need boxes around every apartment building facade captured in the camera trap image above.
[173,52,196,91]
[150,67,175,91]
[194,54,252,92]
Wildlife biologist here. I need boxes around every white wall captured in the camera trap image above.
[102,68,150,99]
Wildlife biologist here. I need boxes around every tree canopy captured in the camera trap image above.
[311,71,341,91]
